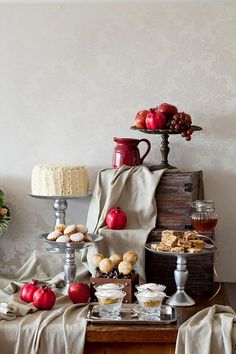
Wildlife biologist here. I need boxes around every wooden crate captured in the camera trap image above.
[146,229,214,295]
[155,170,204,229]
[90,273,139,303]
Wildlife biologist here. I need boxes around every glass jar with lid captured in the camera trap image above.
[191,200,218,233]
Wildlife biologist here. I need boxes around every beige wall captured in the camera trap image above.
[0,2,235,280]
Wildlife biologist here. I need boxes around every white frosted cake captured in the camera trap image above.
[31,164,89,196]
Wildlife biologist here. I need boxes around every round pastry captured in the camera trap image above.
[118,261,132,275]
[83,233,92,242]
[109,254,123,268]
[77,224,88,234]
[123,251,138,265]
[47,230,62,241]
[64,224,77,236]
[70,232,84,242]
[92,253,104,267]
[54,224,67,233]
[99,258,113,274]
[56,235,70,243]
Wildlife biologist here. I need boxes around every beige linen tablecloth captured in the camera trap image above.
[86,165,165,281]
[175,305,236,354]
[0,249,89,354]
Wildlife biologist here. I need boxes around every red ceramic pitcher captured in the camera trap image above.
[112,137,151,168]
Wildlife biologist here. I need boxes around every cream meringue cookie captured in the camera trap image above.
[77,224,88,234]
[47,230,62,241]
[56,235,70,243]
[70,232,84,242]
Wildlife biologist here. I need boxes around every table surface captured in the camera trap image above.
[86,284,228,344]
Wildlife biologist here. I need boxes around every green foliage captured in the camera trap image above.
[0,189,11,236]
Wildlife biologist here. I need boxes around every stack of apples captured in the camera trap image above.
[134,103,194,141]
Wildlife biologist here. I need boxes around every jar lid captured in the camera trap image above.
[192,200,215,211]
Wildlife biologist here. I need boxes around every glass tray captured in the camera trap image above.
[86,303,176,325]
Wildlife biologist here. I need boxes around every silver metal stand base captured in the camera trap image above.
[166,290,195,307]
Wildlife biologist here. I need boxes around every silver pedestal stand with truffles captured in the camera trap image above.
[145,240,217,306]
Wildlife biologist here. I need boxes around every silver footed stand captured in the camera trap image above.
[39,233,103,293]
[166,254,195,306]
[145,241,217,307]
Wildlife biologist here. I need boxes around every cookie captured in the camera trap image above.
[56,235,70,243]
[47,230,62,241]
[70,232,84,242]
[54,224,67,233]
[77,224,88,234]
[64,224,77,236]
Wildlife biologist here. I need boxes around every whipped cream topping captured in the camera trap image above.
[95,289,125,299]
[95,283,124,291]
[135,290,166,300]
[136,283,166,292]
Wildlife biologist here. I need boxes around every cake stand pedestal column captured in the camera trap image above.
[29,194,91,228]
[166,254,195,307]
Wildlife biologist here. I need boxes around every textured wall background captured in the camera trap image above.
[0,2,235,280]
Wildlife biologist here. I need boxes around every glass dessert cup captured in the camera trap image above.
[135,290,166,316]
[95,289,126,318]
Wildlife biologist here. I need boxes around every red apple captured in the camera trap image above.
[146,110,166,130]
[158,103,178,118]
[68,282,90,304]
[106,207,127,230]
[135,110,149,129]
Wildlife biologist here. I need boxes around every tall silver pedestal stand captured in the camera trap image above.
[30,194,97,294]
[145,241,217,307]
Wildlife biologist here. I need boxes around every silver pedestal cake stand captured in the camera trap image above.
[145,241,217,307]
[29,194,91,227]
[39,233,103,293]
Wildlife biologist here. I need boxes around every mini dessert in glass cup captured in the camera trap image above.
[135,290,166,316]
[95,289,126,318]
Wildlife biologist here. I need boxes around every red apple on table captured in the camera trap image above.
[68,282,90,304]
[145,109,167,130]
[135,110,149,129]
[158,103,178,118]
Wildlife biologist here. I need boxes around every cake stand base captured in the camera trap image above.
[150,163,176,170]
[166,290,195,307]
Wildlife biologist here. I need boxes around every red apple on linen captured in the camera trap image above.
[145,110,167,130]
[158,103,178,118]
[68,282,90,304]
[105,207,127,230]
[135,110,149,129]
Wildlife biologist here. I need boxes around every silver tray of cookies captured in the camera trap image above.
[146,230,217,256]
[39,233,103,250]
[86,303,177,324]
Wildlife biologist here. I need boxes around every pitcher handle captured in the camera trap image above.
[138,139,151,164]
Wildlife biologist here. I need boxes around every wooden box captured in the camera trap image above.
[146,229,214,295]
[90,273,139,303]
[155,170,204,229]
